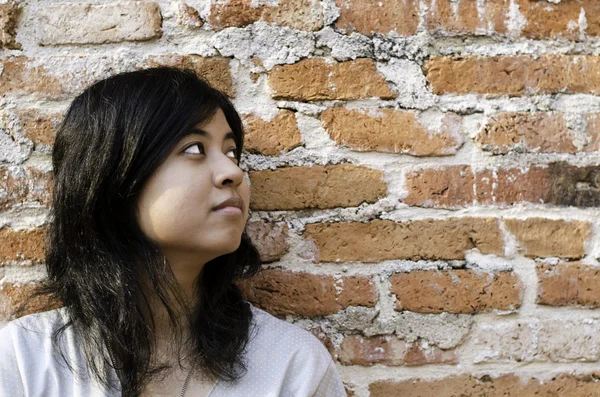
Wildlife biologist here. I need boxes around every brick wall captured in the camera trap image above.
[1,0,600,395]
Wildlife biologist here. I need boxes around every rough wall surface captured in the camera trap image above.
[1,0,600,395]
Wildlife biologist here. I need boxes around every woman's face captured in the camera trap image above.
[135,108,250,266]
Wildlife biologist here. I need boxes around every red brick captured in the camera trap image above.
[405,163,600,209]
[237,269,377,316]
[303,218,503,262]
[245,221,289,263]
[335,0,418,36]
[390,270,522,314]
[268,58,396,101]
[319,108,463,156]
[505,218,591,259]
[425,55,600,96]
[249,165,387,210]
[339,335,456,366]
[0,228,46,262]
[537,262,600,307]
[0,166,53,210]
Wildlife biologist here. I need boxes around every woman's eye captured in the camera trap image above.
[184,143,204,155]
[227,147,239,158]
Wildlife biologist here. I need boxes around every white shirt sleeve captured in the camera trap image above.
[0,324,26,397]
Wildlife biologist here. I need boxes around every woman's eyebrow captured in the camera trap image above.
[186,128,236,141]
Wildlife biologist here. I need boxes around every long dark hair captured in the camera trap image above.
[41,67,261,396]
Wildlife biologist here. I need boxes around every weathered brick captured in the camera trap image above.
[504,218,590,259]
[537,262,600,307]
[237,269,377,316]
[425,0,508,36]
[390,270,522,314]
[425,55,600,96]
[145,55,234,97]
[519,0,600,40]
[405,163,600,208]
[404,166,475,208]
[337,276,377,308]
[249,165,387,210]
[424,0,600,40]
[177,3,203,29]
[268,58,396,101]
[0,57,64,99]
[209,0,322,31]
[0,166,53,210]
[335,0,418,36]
[468,318,600,363]
[369,373,600,396]
[245,221,289,263]
[476,112,576,154]
[0,283,60,320]
[319,108,463,156]
[585,113,600,152]
[17,109,63,148]
[0,2,20,49]
[243,110,302,156]
[475,166,553,206]
[303,218,503,262]
[339,335,456,366]
[36,2,162,45]
[0,228,46,262]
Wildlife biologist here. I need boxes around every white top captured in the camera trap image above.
[0,304,346,397]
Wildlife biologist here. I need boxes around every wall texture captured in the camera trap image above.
[1,0,600,395]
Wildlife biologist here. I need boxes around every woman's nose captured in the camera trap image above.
[213,154,244,187]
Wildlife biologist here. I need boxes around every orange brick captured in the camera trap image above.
[17,109,63,148]
[0,228,46,262]
[585,113,600,152]
[369,373,600,397]
[209,0,322,31]
[303,218,503,262]
[237,269,377,316]
[249,165,387,210]
[145,55,234,97]
[425,0,508,36]
[425,55,600,96]
[519,0,600,40]
[504,218,591,259]
[476,112,576,154]
[320,108,463,156]
[390,270,522,314]
[268,58,396,101]
[335,0,418,36]
[538,262,600,307]
[243,110,302,156]
[0,283,61,320]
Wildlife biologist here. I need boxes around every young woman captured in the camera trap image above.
[0,67,346,396]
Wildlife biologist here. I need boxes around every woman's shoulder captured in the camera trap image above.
[247,303,332,364]
[0,307,69,341]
